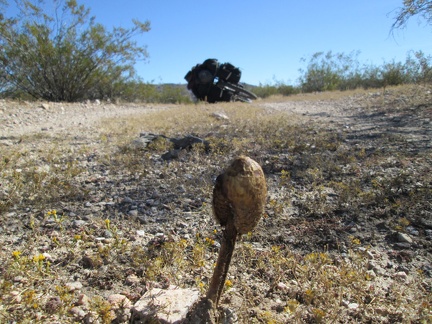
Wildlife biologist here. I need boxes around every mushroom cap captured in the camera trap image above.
[212,156,267,234]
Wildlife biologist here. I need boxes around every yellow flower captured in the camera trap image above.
[225,279,233,288]
[12,251,22,259]
[205,237,215,245]
[349,236,361,245]
[33,254,45,262]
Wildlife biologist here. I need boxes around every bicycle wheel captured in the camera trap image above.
[218,81,258,101]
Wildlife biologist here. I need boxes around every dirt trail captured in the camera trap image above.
[0,100,167,139]
[1,91,431,154]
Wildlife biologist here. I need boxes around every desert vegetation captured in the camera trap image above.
[0,85,431,323]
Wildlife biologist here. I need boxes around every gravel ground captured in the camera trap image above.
[0,87,431,323]
[0,100,170,138]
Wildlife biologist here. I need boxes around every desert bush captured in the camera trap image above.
[0,0,150,102]
[299,51,360,92]
[298,50,432,92]
[253,81,300,98]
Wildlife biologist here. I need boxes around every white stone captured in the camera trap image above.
[130,285,200,323]
[65,281,83,291]
[136,230,146,237]
[70,306,86,319]
[276,282,288,291]
[126,274,141,285]
[397,232,413,244]
[348,303,359,310]
[211,112,229,120]
[393,271,408,280]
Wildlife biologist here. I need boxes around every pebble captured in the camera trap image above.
[65,281,83,291]
[42,253,55,262]
[136,230,146,237]
[393,271,408,280]
[342,300,359,310]
[77,294,90,306]
[72,220,87,228]
[108,294,132,309]
[397,232,413,244]
[348,303,359,310]
[276,282,288,291]
[126,274,141,286]
[406,226,419,236]
[128,209,138,217]
[123,197,134,204]
[70,306,87,319]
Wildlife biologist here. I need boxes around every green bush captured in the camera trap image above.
[298,50,432,92]
[0,0,150,102]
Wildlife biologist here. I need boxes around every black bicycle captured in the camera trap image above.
[215,79,257,103]
[185,59,258,103]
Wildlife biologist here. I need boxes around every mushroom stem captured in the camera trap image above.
[206,220,237,306]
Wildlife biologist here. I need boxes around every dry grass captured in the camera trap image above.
[0,85,431,323]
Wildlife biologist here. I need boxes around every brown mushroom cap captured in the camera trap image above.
[212,156,267,234]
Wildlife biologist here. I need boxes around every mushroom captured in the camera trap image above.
[206,155,267,306]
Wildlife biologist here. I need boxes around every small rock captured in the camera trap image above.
[136,230,146,237]
[397,232,413,244]
[123,197,134,204]
[393,271,408,280]
[211,112,229,120]
[348,303,359,310]
[126,274,141,286]
[103,229,113,238]
[77,294,90,307]
[70,306,87,320]
[375,307,389,316]
[128,209,138,217]
[72,220,87,228]
[406,226,419,236]
[365,250,375,259]
[13,276,28,284]
[108,294,132,309]
[276,282,288,291]
[131,137,151,149]
[66,281,83,291]
[45,296,62,313]
[8,291,22,303]
[42,253,55,262]
[41,103,50,110]
[130,285,200,323]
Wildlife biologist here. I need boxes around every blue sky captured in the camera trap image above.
[8,1,432,85]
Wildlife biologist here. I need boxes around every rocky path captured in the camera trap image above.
[0,100,168,139]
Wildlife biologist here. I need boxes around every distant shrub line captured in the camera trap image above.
[2,49,431,103]
[255,50,432,98]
